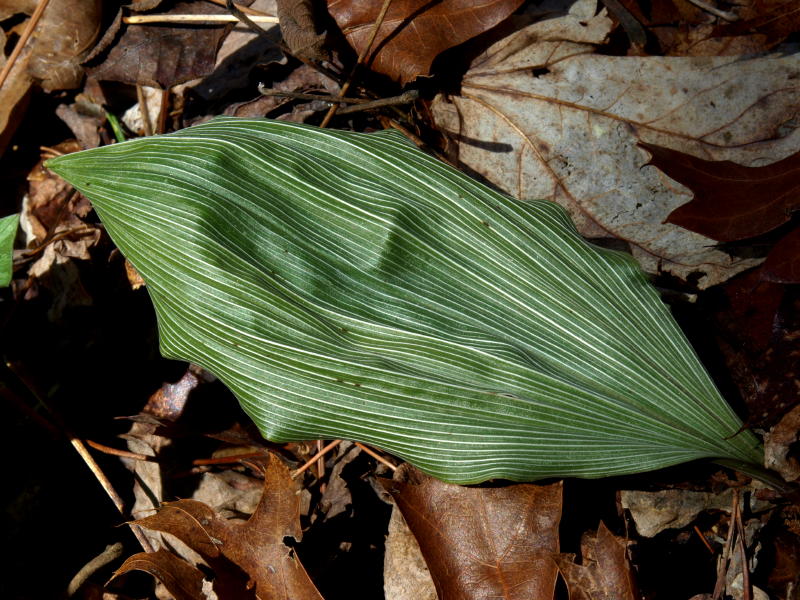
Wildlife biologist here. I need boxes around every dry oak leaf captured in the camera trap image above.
[646,144,800,243]
[112,548,207,600]
[129,453,322,600]
[647,142,800,285]
[553,522,638,600]
[431,0,800,288]
[382,464,562,600]
[327,0,524,84]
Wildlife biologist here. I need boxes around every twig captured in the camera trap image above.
[686,0,739,21]
[124,14,278,24]
[291,439,342,478]
[319,0,395,128]
[335,90,419,115]
[70,438,127,515]
[257,86,418,115]
[693,525,715,555]
[66,542,124,597]
[3,361,155,553]
[258,85,371,104]
[155,89,170,134]
[40,145,66,157]
[735,494,752,600]
[354,442,397,471]
[712,490,739,599]
[226,0,276,40]
[14,224,97,265]
[0,0,52,90]
[136,85,153,137]
[85,439,153,462]
[315,439,326,484]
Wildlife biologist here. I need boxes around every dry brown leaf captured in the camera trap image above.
[26,0,101,91]
[382,464,562,600]
[112,548,207,600]
[22,141,102,313]
[132,453,323,600]
[278,0,328,61]
[86,1,230,88]
[0,27,34,157]
[620,488,737,537]
[764,405,800,483]
[431,0,800,287]
[328,0,524,84]
[554,522,638,600]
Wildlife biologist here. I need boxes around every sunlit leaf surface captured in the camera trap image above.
[47,118,762,483]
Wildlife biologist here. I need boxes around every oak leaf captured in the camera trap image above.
[127,453,322,600]
[327,0,524,84]
[382,465,562,600]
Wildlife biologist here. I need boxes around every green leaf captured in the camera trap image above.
[46,117,763,484]
[0,214,19,287]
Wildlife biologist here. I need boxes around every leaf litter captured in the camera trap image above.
[431,0,800,287]
[3,0,800,597]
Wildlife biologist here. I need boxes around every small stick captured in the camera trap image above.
[85,439,153,462]
[156,89,170,134]
[40,145,66,157]
[124,14,278,24]
[320,0,395,128]
[136,85,153,137]
[70,438,127,514]
[0,0,52,90]
[712,490,740,600]
[686,0,739,21]
[257,85,371,104]
[335,90,419,115]
[4,361,154,553]
[66,542,124,597]
[735,494,752,600]
[693,525,715,555]
[354,442,397,471]
[291,439,342,478]
[226,0,276,40]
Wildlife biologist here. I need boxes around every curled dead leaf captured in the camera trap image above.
[131,453,323,599]
[112,548,207,600]
[27,0,102,91]
[328,0,524,84]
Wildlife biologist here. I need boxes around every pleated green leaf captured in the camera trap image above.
[46,117,762,484]
[0,213,19,287]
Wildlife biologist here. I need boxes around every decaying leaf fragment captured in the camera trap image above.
[554,523,639,600]
[47,117,764,484]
